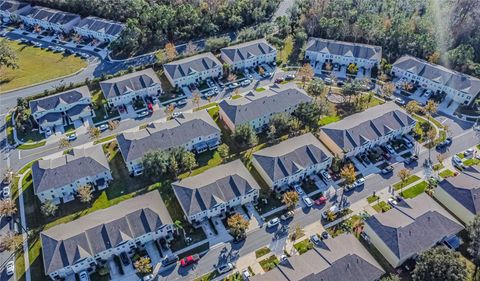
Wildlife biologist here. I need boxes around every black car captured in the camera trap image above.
[120,252,130,266]
[404,155,418,165]
[337,80,345,87]
[162,254,179,267]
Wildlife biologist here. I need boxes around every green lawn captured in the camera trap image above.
[439,169,455,178]
[255,247,271,259]
[255,87,266,92]
[433,163,444,171]
[293,239,314,255]
[194,102,217,112]
[463,158,480,167]
[6,113,14,145]
[277,35,293,64]
[259,255,279,272]
[1,40,86,93]
[401,181,428,199]
[372,201,392,213]
[318,115,341,126]
[367,194,380,204]
[194,271,219,281]
[393,175,421,190]
[93,134,117,145]
[231,94,242,100]
[17,140,47,150]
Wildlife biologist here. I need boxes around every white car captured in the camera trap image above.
[452,155,464,168]
[229,82,239,89]
[465,148,475,156]
[321,170,331,181]
[395,97,406,106]
[143,274,154,281]
[266,217,280,228]
[310,234,321,244]
[152,97,159,104]
[355,177,365,186]
[67,133,77,141]
[321,205,339,219]
[79,271,89,281]
[98,124,109,131]
[280,210,294,221]
[137,111,149,118]
[388,197,398,206]
[247,74,253,80]
[242,269,251,280]
[45,127,52,136]
[241,79,251,86]
[216,262,234,274]
[324,78,333,85]
[172,112,182,118]
[386,145,395,155]
[177,99,187,106]
[302,196,313,207]
[2,186,10,199]
[6,261,14,276]
[294,184,304,195]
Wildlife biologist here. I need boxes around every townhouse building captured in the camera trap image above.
[218,84,312,133]
[318,103,416,158]
[435,166,480,224]
[392,55,480,106]
[163,52,223,88]
[116,110,221,175]
[100,68,162,107]
[31,146,112,205]
[41,191,174,280]
[0,0,31,23]
[172,160,260,225]
[220,38,277,71]
[73,16,124,42]
[250,234,385,281]
[305,38,382,74]
[19,6,80,33]
[252,133,332,191]
[29,86,93,131]
[363,193,463,268]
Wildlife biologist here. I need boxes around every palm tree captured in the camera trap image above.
[58,138,71,149]
[174,220,186,240]
[397,169,411,194]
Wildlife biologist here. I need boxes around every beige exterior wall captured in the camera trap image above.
[251,157,274,188]
[219,107,236,132]
[434,187,474,225]
[363,223,402,267]
[318,130,344,157]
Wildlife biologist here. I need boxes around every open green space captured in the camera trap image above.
[367,194,380,204]
[255,87,266,92]
[293,239,314,255]
[194,102,217,112]
[463,158,480,167]
[255,247,271,259]
[401,181,428,199]
[372,201,392,213]
[433,163,444,171]
[1,40,86,93]
[439,169,455,178]
[259,255,279,272]
[393,175,421,190]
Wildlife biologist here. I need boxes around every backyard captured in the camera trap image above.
[1,40,86,93]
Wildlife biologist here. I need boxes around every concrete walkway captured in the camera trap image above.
[17,172,31,281]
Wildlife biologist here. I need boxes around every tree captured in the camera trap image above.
[174,220,186,240]
[165,103,175,118]
[142,150,169,181]
[134,256,152,274]
[270,113,290,135]
[0,200,17,217]
[340,164,356,186]
[267,124,277,143]
[233,124,258,149]
[77,185,93,203]
[397,169,411,193]
[297,63,314,88]
[412,247,467,281]
[382,82,395,99]
[217,144,230,162]
[258,66,265,76]
[88,127,101,140]
[467,215,480,280]
[58,138,71,149]
[437,153,446,167]
[347,63,358,74]
[227,213,249,240]
[290,224,304,241]
[405,100,419,115]
[307,79,325,101]
[181,151,197,173]
[192,93,201,109]
[0,39,18,69]
[41,200,58,217]
[227,73,237,82]
[184,40,198,55]
[288,117,302,135]
[169,154,179,178]
[165,42,177,61]
[294,102,321,128]
[205,36,231,52]
[425,100,438,119]
[282,191,299,210]
[0,232,23,252]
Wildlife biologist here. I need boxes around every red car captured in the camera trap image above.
[314,196,327,205]
[180,254,200,267]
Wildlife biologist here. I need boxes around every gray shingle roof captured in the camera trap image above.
[438,166,480,214]
[172,160,260,216]
[41,191,173,275]
[218,84,311,126]
[0,0,30,14]
[163,52,221,80]
[66,103,91,117]
[364,193,463,262]
[25,6,79,25]
[76,16,124,37]
[393,55,480,97]
[32,145,110,194]
[253,133,332,182]
[29,86,90,114]
[306,37,382,62]
[250,234,384,281]
[116,110,220,163]
[99,68,160,99]
[37,112,62,125]
[221,38,276,64]
[321,103,415,152]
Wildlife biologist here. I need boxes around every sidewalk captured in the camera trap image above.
[17,172,31,281]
